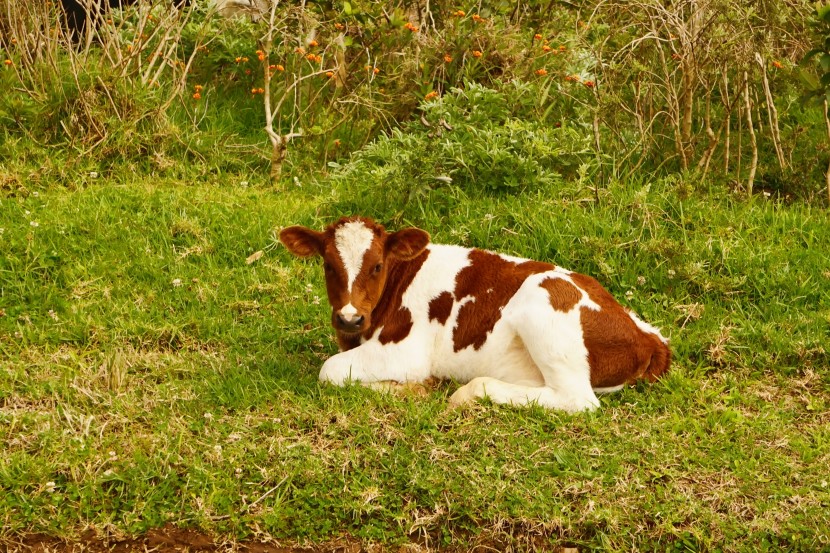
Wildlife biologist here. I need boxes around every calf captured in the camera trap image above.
[280,216,670,412]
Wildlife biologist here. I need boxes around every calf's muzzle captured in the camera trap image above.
[335,311,366,334]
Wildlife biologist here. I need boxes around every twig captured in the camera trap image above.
[825,98,830,205]
[743,71,757,198]
[754,52,786,171]
[245,475,290,511]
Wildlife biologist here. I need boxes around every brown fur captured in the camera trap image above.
[539,277,582,312]
[452,250,554,352]
[428,291,454,326]
[568,273,671,387]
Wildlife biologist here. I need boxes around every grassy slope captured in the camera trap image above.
[1,175,829,551]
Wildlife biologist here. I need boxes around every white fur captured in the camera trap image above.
[318,245,614,413]
[334,220,375,292]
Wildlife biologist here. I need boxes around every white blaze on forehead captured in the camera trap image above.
[334,220,375,290]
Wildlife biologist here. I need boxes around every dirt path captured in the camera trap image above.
[3,526,369,553]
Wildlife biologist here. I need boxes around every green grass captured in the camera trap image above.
[1,173,829,551]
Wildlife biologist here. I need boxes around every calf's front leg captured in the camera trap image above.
[318,339,432,386]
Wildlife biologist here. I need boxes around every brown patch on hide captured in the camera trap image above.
[372,249,431,345]
[568,273,671,388]
[452,250,554,352]
[428,291,454,325]
[539,277,581,312]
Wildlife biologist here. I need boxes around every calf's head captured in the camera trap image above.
[280,217,430,336]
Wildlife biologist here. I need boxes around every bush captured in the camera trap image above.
[325,81,596,222]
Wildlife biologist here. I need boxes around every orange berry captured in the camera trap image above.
[274,64,284,71]
[534,34,543,40]
[192,92,201,100]
[443,54,453,63]
[373,67,380,74]
[235,56,242,63]
[3,59,11,66]
[424,91,439,100]
[295,47,305,55]
[542,45,552,52]
[772,60,783,69]
[472,50,483,58]
[453,9,465,17]
[194,84,203,92]
[583,80,595,88]
[334,23,344,30]
[308,40,319,47]
[535,68,548,76]
[326,71,334,78]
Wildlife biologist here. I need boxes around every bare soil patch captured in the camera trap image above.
[4,526,355,553]
[2,526,572,553]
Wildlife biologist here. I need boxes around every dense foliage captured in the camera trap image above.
[1,0,828,200]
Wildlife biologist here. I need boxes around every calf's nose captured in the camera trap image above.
[336,312,365,327]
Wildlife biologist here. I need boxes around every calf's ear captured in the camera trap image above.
[280,226,325,257]
[386,228,430,260]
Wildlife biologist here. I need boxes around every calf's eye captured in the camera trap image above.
[374,263,383,274]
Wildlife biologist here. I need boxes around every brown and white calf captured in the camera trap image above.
[280,216,670,412]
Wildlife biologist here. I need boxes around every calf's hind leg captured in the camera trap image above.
[449,377,597,413]
[506,308,601,412]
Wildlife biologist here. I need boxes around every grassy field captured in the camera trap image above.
[1,171,829,551]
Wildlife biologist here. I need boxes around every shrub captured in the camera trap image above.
[325,81,596,222]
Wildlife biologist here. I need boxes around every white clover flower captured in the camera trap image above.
[89,171,99,178]
[30,221,39,228]
[172,278,183,287]
[625,290,634,300]
[636,276,646,287]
